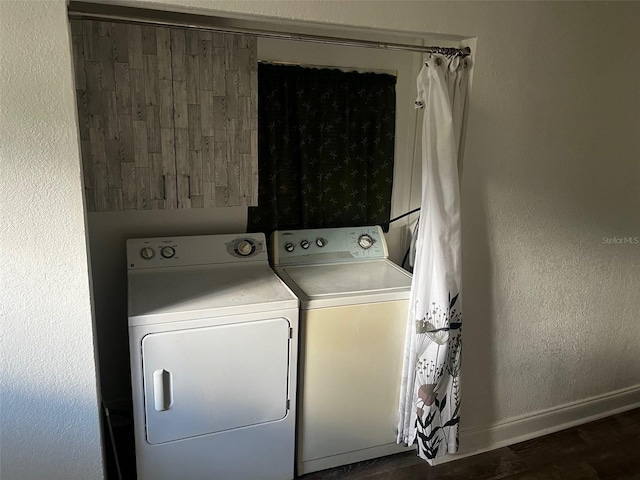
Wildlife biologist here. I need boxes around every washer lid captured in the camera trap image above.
[128,263,298,325]
[279,260,411,308]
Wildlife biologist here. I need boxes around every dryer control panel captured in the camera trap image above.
[127,234,267,269]
[271,226,388,266]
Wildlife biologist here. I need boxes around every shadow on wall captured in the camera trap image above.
[87,207,248,407]
[457,160,496,452]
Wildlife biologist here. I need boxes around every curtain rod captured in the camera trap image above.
[67,2,471,57]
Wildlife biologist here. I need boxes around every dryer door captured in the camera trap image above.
[141,317,291,444]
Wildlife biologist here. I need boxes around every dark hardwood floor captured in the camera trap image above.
[107,407,639,479]
[299,408,640,480]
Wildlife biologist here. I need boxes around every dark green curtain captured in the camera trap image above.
[247,63,396,234]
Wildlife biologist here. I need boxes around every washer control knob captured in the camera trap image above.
[358,234,374,249]
[140,247,155,260]
[284,242,295,252]
[316,238,326,247]
[300,240,310,249]
[236,240,254,256]
[161,246,176,258]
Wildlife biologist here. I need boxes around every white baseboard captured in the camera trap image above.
[429,384,640,466]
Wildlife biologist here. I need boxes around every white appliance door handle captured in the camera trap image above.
[153,369,173,411]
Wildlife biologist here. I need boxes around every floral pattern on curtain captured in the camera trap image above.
[247,63,396,234]
[397,53,470,462]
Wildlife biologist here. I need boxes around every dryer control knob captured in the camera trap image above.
[236,240,254,256]
[161,246,176,258]
[284,242,295,252]
[140,247,155,260]
[300,240,310,249]
[316,238,326,247]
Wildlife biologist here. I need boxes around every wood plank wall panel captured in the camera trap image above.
[72,20,257,210]
[72,20,175,211]
[171,30,258,208]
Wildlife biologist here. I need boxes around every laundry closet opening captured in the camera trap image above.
[67,3,473,477]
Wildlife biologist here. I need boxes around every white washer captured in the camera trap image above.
[271,226,412,475]
[127,233,298,480]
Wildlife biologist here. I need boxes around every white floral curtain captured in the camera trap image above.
[397,53,470,461]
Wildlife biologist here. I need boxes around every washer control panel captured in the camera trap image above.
[271,226,388,266]
[127,234,266,269]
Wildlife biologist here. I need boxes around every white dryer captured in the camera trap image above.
[127,233,298,480]
[271,226,412,475]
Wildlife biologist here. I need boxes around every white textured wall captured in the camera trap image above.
[0,2,104,479]
[2,0,639,474]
